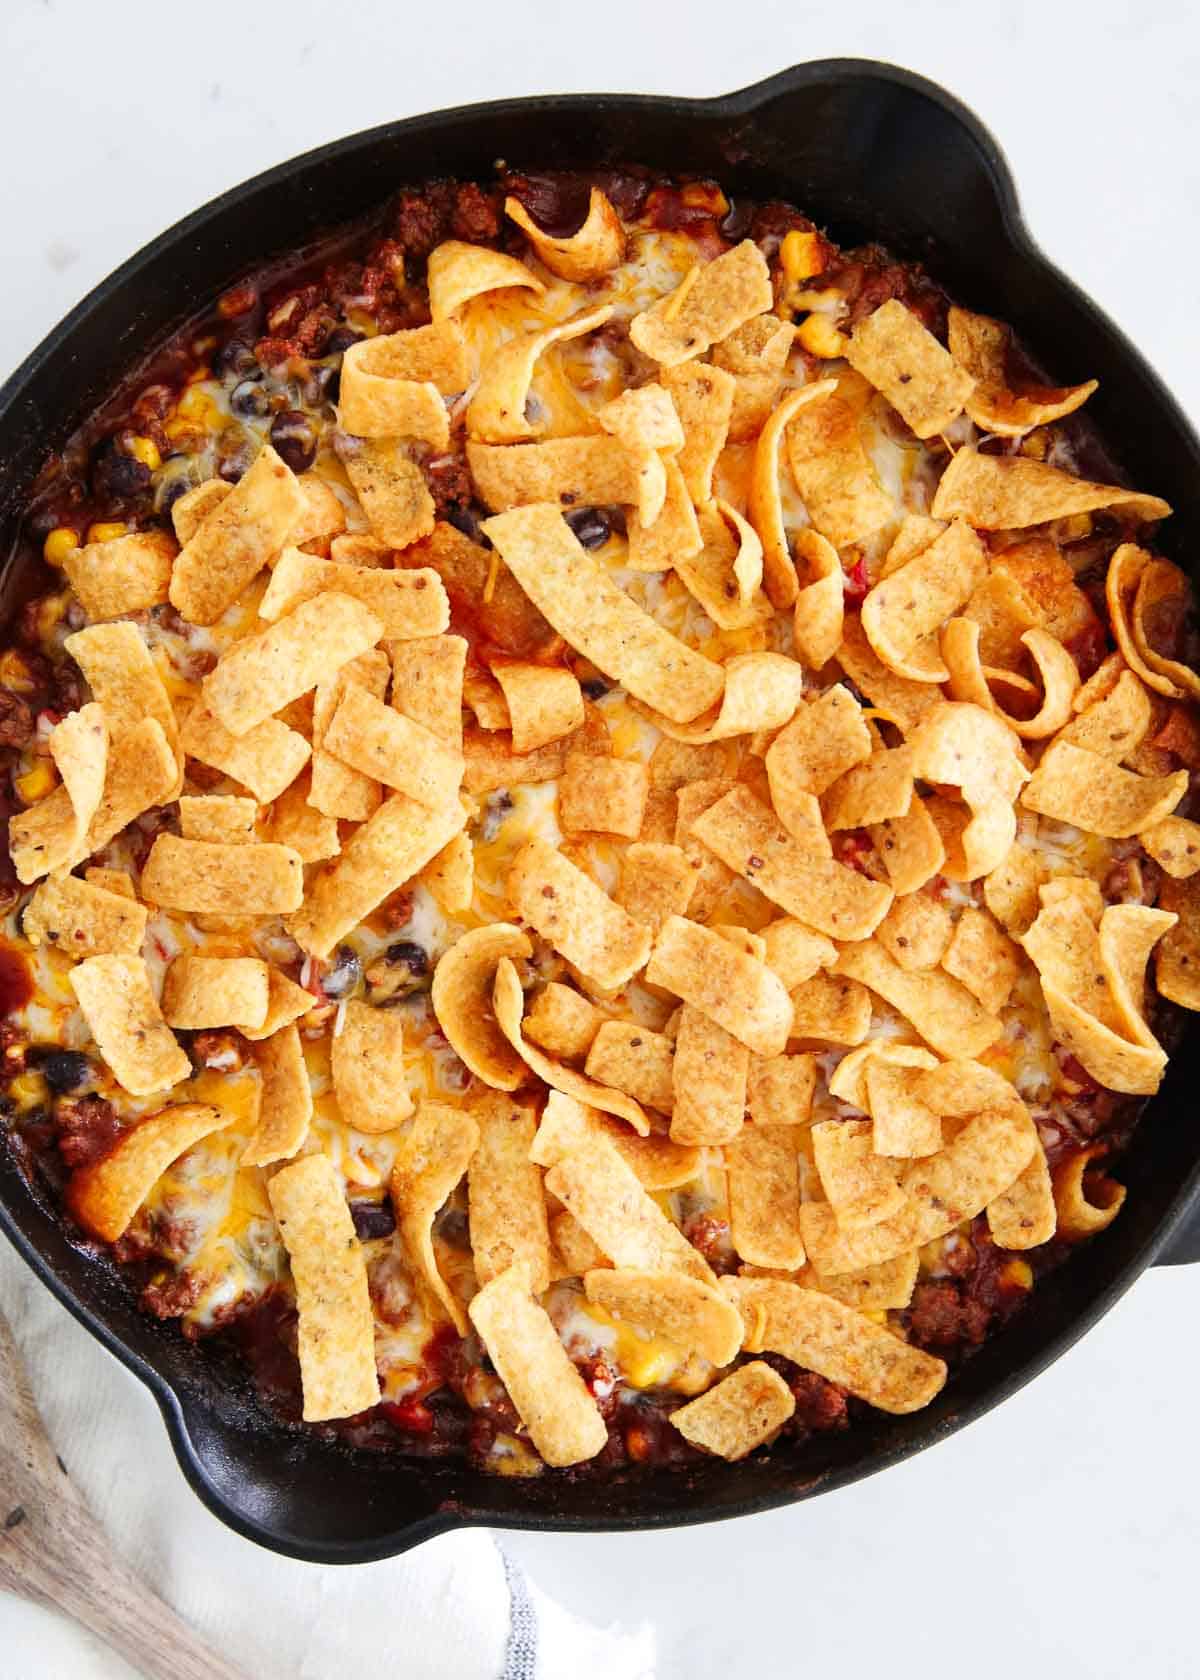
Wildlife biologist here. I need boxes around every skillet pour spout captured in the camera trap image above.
[3,60,1200,1561]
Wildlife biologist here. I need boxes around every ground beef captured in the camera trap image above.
[907,1280,991,1351]
[425,451,475,521]
[189,1029,246,1073]
[141,1271,202,1320]
[451,181,502,244]
[788,1370,850,1433]
[54,1094,121,1170]
[0,690,34,750]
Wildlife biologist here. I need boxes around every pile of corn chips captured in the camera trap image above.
[14,184,1200,1472]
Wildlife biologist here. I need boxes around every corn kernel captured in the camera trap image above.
[125,435,161,472]
[1019,428,1051,461]
[1057,513,1094,542]
[42,526,80,565]
[178,385,216,419]
[8,1071,45,1109]
[15,762,58,803]
[186,364,212,386]
[86,520,127,544]
[781,229,825,285]
[1001,1258,1034,1291]
[797,314,848,358]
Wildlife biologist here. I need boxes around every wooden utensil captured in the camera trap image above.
[0,1305,249,1680]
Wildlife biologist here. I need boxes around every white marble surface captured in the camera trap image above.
[2,1,1199,1674]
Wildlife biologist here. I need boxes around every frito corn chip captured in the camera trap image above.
[468,1091,550,1293]
[69,955,190,1097]
[862,520,987,682]
[869,799,947,897]
[170,445,302,625]
[646,914,793,1057]
[747,1053,817,1127]
[943,618,1080,739]
[65,621,180,786]
[469,303,614,444]
[616,842,696,935]
[267,1152,378,1422]
[23,873,147,958]
[1128,557,1200,701]
[204,592,382,737]
[261,774,340,864]
[427,240,544,320]
[181,703,310,805]
[674,502,771,631]
[864,1062,943,1157]
[508,839,651,992]
[908,702,1029,878]
[812,1118,907,1229]
[672,776,736,918]
[959,568,1044,667]
[669,1360,795,1460]
[171,479,230,544]
[404,521,560,659]
[1102,545,1188,700]
[543,1133,714,1284]
[335,436,433,549]
[801,1099,1036,1273]
[948,306,1098,436]
[876,893,954,973]
[765,686,872,828]
[1142,815,1200,879]
[931,447,1171,528]
[288,793,464,957]
[660,362,735,503]
[491,661,583,754]
[291,473,348,550]
[823,746,915,831]
[746,379,838,608]
[10,704,107,882]
[987,1139,1056,1249]
[625,459,703,573]
[791,528,844,669]
[177,794,256,845]
[637,652,803,745]
[835,940,1003,1059]
[981,839,1044,937]
[586,1269,743,1368]
[1021,739,1185,838]
[341,370,448,448]
[786,383,895,549]
[505,187,625,281]
[259,548,448,639]
[324,684,462,812]
[341,317,470,404]
[788,971,871,1045]
[760,919,837,990]
[723,1278,947,1414]
[523,982,605,1060]
[470,1261,607,1466]
[391,1100,479,1334]
[391,634,467,749]
[585,1021,674,1112]
[529,1091,696,1189]
[162,956,269,1031]
[836,615,941,734]
[826,1041,938,1111]
[726,1124,806,1268]
[1053,1147,1126,1237]
[713,315,795,441]
[309,647,390,822]
[559,754,648,838]
[630,240,772,367]
[482,505,724,723]
[790,1252,919,1313]
[241,1023,313,1166]
[1057,667,1152,763]
[691,784,892,942]
[463,728,575,795]
[431,924,533,1091]
[67,1101,232,1243]
[141,834,302,914]
[846,299,975,437]
[64,528,176,621]
[419,829,474,915]
[670,1004,748,1145]
[469,436,642,513]
[942,905,1020,1013]
[331,999,413,1133]
[84,867,135,900]
[240,967,319,1043]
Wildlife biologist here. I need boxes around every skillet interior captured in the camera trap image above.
[2,59,1199,1560]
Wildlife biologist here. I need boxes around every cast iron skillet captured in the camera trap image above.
[1,60,1199,1562]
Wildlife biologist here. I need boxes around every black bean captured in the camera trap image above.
[581,677,609,700]
[323,325,364,357]
[35,1049,91,1095]
[304,364,339,407]
[385,941,429,977]
[270,409,318,473]
[350,1199,397,1242]
[564,506,616,549]
[231,379,273,419]
[90,440,151,502]
[216,336,260,380]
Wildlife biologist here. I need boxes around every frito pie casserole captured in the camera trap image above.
[4,169,1199,1474]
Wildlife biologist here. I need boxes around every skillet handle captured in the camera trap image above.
[1153,1204,1200,1265]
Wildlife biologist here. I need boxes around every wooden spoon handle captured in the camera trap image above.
[0,1310,249,1680]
